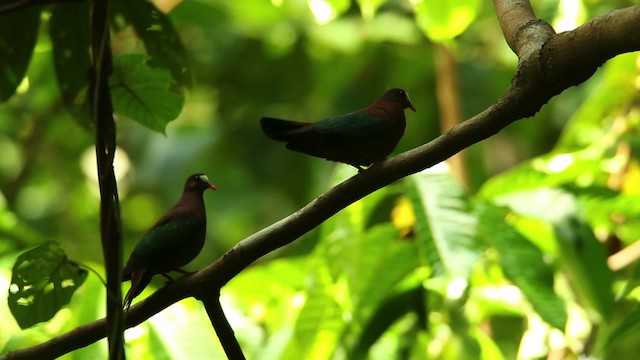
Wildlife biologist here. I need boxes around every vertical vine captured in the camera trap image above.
[89,0,125,358]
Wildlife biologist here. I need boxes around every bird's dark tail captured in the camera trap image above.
[260,117,308,142]
[123,270,152,310]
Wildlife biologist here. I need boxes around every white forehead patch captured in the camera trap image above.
[199,174,210,183]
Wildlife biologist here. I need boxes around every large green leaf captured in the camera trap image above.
[282,260,344,360]
[557,53,639,150]
[111,0,192,88]
[413,0,481,42]
[478,153,604,200]
[8,241,88,329]
[491,187,614,321]
[349,287,425,359]
[307,0,350,24]
[49,3,92,126]
[604,304,640,352]
[406,169,479,279]
[110,54,184,133]
[352,225,420,314]
[554,217,614,320]
[476,202,567,330]
[355,0,386,20]
[0,6,42,101]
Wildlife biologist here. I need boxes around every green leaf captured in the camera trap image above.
[0,6,42,101]
[8,241,88,329]
[478,162,550,199]
[557,53,639,150]
[353,225,420,314]
[406,169,479,278]
[282,260,344,360]
[49,3,92,126]
[111,0,192,88]
[492,187,614,320]
[554,217,614,320]
[414,0,481,42]
[355,0,386,20]
[110,54,184,133]
[476,202,567,330]
[349,287,425,358]
[307,0,350,24]
[604,305,640,351]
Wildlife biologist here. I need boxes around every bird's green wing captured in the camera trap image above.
[312,113,391,141]
[130,216,204,261]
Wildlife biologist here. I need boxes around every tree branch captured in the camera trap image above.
[2,4,640,360]
[492,0,551,55]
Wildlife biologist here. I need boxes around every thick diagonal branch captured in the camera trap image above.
[2,4,640,360]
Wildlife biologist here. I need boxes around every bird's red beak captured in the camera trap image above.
[409,103,416,112]
[208,183,217,190]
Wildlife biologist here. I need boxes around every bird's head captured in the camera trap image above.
[384,88,416,112]
[185,173,217,192]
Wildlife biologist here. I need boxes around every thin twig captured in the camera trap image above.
[200,291,246,360]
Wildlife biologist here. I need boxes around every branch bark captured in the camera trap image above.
[2,3,640,360]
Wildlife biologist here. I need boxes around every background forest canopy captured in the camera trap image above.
[1,0,640,359]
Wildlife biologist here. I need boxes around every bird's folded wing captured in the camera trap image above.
[312,113,392,140]
[130,217,204,261]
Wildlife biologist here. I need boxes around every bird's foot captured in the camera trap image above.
[175,268,195,277]
[160,273,176,284]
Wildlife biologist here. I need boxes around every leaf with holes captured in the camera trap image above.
[110,54,184,134]
[8,241,88,329]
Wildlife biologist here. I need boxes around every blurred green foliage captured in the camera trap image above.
[1,0,640,358]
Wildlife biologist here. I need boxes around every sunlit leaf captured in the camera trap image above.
[307,0,349,24]
[568,186,640,233]
[406,169,479,278]
[355,0,386,20]
[112,0,192,88]
[110,54,184,134]
[0,6,41,101]
[479,153,604,200]
[8,241,88,329]
[226,257,308,329]
[49,3,92,126]
[478,162,550,199]
[147,299,226,359]
[493,187,614,320]
[557,53,639,150]
[413,0,481,42]
[476,202,567,330]
[282,261,343,360]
